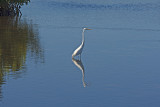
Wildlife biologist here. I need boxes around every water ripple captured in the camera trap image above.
[50,1,160,11]
[46,25,160,32]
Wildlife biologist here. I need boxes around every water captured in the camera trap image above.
[1,0,160,107]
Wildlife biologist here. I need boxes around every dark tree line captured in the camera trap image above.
[0,0,30,16]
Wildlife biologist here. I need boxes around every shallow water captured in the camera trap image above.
[1,1,160,107]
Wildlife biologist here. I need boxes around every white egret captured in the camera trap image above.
[72,28,91,58]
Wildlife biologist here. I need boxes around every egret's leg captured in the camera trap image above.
[80,54,81,60]
[78,54,80,60]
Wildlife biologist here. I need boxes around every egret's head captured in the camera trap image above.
[83,28,92,30]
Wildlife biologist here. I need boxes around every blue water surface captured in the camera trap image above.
[1,0,160,107]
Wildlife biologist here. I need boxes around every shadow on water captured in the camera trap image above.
[0,16,44,100]
[72,58,87,87]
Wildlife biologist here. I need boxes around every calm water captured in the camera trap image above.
[1,0,160,107]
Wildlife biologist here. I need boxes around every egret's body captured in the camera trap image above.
[72,28,91,58]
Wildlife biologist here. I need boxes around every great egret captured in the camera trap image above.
[72,28,91,58]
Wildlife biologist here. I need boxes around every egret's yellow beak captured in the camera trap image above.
[86,28,92,30]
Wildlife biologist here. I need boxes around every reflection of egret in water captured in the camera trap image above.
[72,58,87,87]
[72,28,91,59]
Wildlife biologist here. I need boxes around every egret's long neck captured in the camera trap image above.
[82,29,85,44]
